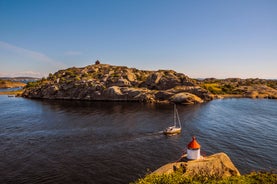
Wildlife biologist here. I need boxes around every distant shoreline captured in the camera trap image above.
[0,90,23,96]
[2,64,277,101]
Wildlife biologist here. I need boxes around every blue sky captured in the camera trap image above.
[0,0,276,78]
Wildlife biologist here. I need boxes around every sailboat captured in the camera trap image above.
[163,104,181,135]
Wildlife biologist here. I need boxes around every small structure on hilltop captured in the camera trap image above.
[95,60,100,65]
[187,136,201,160]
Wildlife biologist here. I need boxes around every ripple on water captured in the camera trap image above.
[0,97,276,183]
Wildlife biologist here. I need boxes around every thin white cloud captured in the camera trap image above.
[0,71,43,78]
[0,41,67,68]
[64,51,82,56]
[17,71,44,77]
[0,72,8,77]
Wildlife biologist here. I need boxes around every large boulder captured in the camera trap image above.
[41,85,59,98]
[168,86,214,101]
[121,87,145,98]
[125,70,137,82]
[134,92,156,103]
[245,91,259,98]
[142,72,163,89]
[141,71,186,90]
[157,74,181,90]
[103,86,123,98]
[170,92,203,104]
[153,152,240,178]
[155,91,174,100]
[106,77,132,87]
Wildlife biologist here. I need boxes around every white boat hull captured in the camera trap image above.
[163,126,181,135]
[163,104,182,135]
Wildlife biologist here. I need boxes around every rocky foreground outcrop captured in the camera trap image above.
[22,64,213,104]
[153,152,240,178]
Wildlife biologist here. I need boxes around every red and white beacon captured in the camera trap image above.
[187,136,201,160]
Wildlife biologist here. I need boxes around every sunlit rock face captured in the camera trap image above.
[22,63,213,103]
[153,152,241,178]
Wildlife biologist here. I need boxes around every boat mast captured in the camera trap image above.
[174,104,176,127]
[176,107,181,128]
[173,104,181,128]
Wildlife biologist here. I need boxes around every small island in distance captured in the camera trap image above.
[20,62,277,103]
[0,77,39,96]
[0,78,26,88]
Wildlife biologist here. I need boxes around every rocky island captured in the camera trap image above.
[0,79,26,95]
[22,63,213,104]
[22,62,277,102]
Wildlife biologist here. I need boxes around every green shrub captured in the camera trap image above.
[26,81,40,88]
[110,73,121,78]
[75,76,81,81]
[82,73,89,78]
[202,83,223,94]
[48,73,53,78]
[65,70,75,77]
[131,171,277,184]
[221,84,235,94]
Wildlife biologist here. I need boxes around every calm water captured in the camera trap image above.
[0,87,22,92]
[0,96,276,183]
